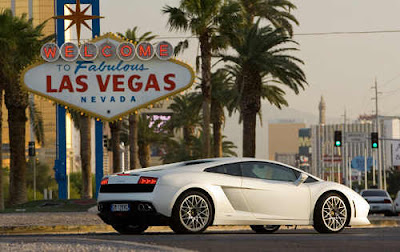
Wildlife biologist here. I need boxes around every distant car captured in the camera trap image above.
[360,189,395,216]
[395,191,400,214]
[97,158,370,234]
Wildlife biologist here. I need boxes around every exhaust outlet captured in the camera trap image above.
[144,204,152,211]
[138,204,145,211]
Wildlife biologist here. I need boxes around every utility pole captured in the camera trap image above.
[372,78,382,189]
[342,109,347,185]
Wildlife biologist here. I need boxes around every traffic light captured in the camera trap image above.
[334,131,342,147]
[28,141,35,157]
[103,135,108,149]
[371,132,378,148]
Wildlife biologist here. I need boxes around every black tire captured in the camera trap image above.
[169,190,214,234]
[112,224,148,234]
[313,192,349,234]
[384,211,395,217]
[250,225,280,234]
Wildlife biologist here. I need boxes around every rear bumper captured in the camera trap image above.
[97,201,169,226]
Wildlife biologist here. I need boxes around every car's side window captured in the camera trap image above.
[240,162,298,182]
[204,163,241,176]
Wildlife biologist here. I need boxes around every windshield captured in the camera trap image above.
[361,191,387,197]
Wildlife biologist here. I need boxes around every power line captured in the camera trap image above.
[74,29,400,42]
[294,29,400,36]
[103,29,400,41]
[152,29,400,40]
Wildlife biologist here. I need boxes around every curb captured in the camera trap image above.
[0,220,398,235]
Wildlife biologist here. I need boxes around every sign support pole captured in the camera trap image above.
[92,0,103,198]
[54,0,102,199]
[54,0,67,200]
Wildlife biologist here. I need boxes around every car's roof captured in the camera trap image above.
[122,157,321,180]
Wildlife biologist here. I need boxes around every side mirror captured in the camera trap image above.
[294,173,308,186]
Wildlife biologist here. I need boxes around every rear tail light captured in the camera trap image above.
[100,177,109,185]
[384,199,392,204]
[138,176,158,185]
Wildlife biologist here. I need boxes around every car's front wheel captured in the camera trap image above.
[313,193,349,233]
[250,225,280,233]
[170,190,214,234]
[112,224,148,234]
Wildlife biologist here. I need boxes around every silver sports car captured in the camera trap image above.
[97,158,370,234]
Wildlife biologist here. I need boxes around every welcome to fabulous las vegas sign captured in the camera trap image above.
[21,33,195,121]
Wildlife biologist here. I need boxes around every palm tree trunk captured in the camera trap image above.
[213,121,223,157]
[79,115,92,199]
[242,110,256,157]
[200,34,212,158]
[7,105,27,205]
[129,114,139,169]
[211,97,223,157]
[183,126,193,157]
[241,70,261,158]
[110,121,121,173]
[139,143,150,168]
[0,90,3,210]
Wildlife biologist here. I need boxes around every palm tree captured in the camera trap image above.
[109,121,122,173]
[166,93,202,156]
[117,27,157,45]
[237,0,298,35]
[137,115,166,168]
[117,27,156,170]
[0,10,49,205]
[221,22,306,157]
[69,111,92,199]
[161,132,237,164]
[208,70,235,157]
[163,0,236,158]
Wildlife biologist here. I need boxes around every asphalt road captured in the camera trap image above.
[1,227,400,252]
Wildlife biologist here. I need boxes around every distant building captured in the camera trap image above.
[0,0,57,168]
[268,122,306,166]
[319,96,326,125]
[311,122,374,181]
[311,116,400,187]
[298,128,312,172]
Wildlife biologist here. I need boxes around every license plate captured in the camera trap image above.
[372,206,379,210]
[111,204,130,212]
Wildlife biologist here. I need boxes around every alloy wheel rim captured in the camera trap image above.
[322,196,347,231]
[180,195,210,232]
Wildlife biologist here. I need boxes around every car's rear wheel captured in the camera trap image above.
[313,193,348,233]
[112,224,148,234]
[250,225,280,233]
[170,190,214,234]
[384,211,395,217]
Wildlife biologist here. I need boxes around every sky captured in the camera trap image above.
[83,0,400,122]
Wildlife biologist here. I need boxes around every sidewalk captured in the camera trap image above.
[0,211,399,235]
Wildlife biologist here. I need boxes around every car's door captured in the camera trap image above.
[204,163,249,212]
[240,161,311,221]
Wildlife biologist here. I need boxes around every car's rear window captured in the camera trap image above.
[362,191,387,197]
[204,163,241,176]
